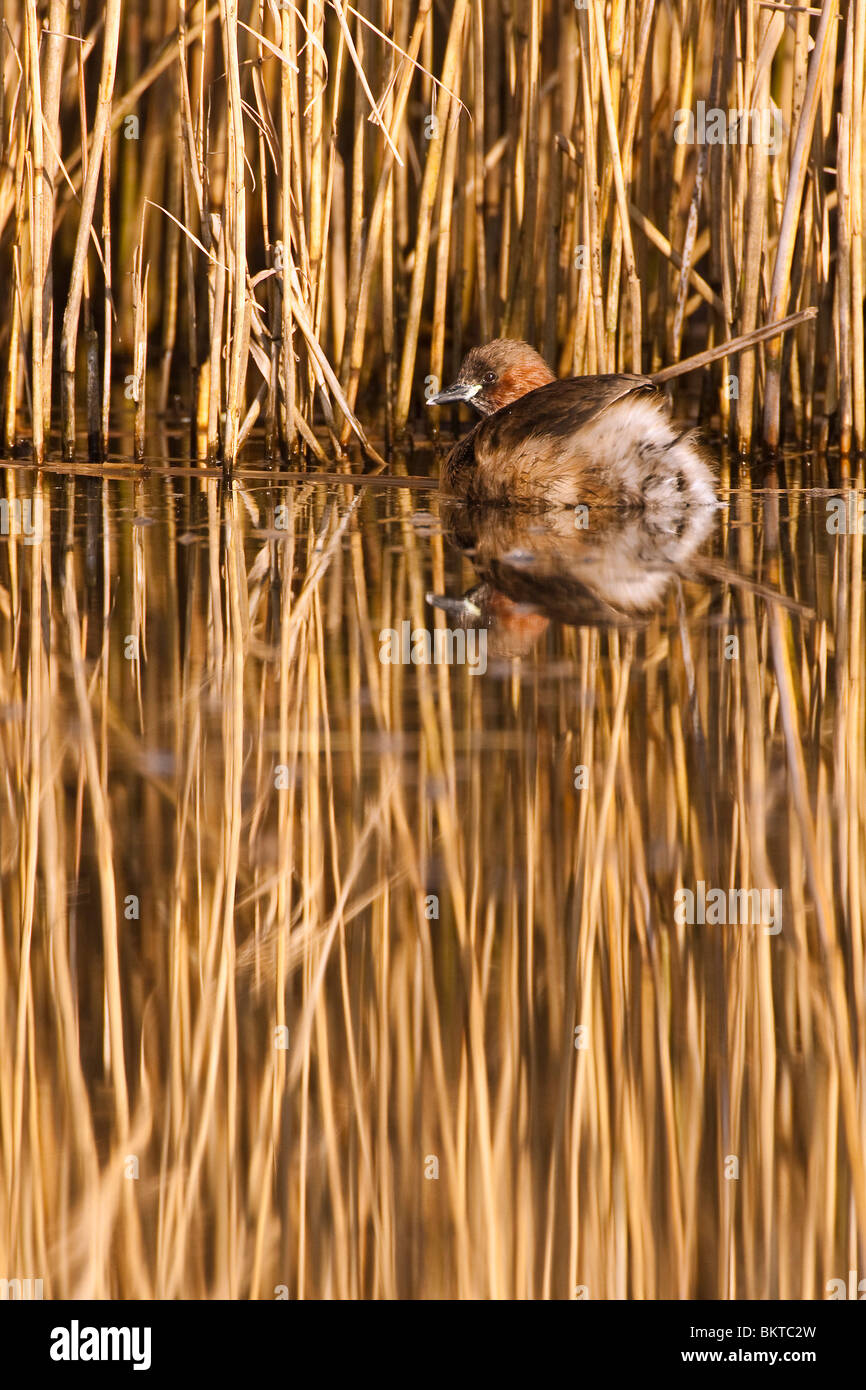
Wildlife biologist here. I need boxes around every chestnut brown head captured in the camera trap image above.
[427,339,555,416]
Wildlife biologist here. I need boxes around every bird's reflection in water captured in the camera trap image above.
[428,497,719,659]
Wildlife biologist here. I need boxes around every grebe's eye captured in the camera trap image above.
[482,370,497,385]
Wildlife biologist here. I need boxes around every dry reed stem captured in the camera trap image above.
[58,0,122,459]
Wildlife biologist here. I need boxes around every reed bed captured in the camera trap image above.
[1,0,865,465]
[3,0,866,1305]
[0,439,865,1298]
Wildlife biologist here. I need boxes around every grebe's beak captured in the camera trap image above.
[426,380,481,407]
[425,591,482,618]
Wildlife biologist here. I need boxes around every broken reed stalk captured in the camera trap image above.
[39,1,69,436]
[762,0,838,450]
[131,234,148,460]
[650,306,819,384]
[24,0,45,465]
[2,1,865,460]
[221,0,247,466]
[394,0,469,430]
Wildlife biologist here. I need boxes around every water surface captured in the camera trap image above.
[1,445,864,1298]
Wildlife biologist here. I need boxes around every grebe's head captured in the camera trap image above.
[427,339,555,416]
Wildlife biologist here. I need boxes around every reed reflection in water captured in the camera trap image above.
[1,454,864,1298]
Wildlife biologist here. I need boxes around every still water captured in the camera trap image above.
[1,444,865,1298]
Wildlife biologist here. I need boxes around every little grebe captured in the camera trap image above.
[428,339,717,510]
